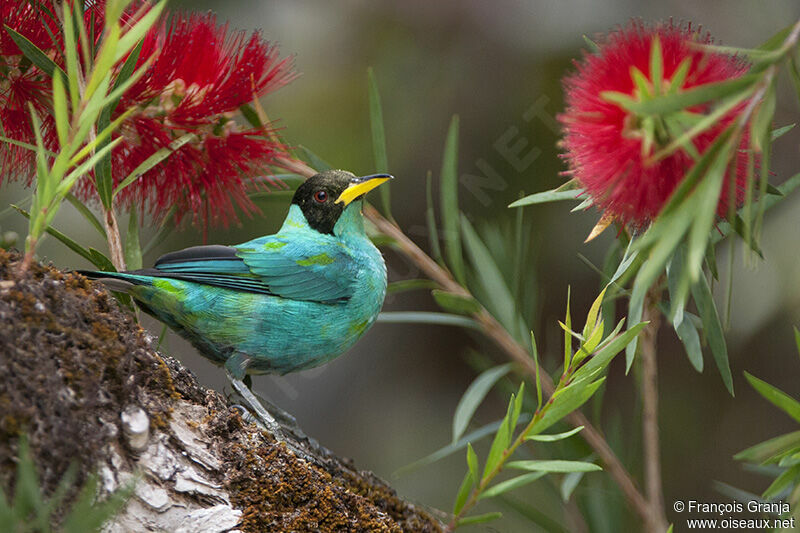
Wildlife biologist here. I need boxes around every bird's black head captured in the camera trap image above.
[292,170,392,235]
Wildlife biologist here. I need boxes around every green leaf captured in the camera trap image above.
[394,415,531,476]
[466,443,478,482]
[795,327,800,359]
[425,171,442,262]
[440,115,464,283]
[84,24,120,101]
[87,247,117,272]
[674,311,704,372]
[745,372,800,424]
[582,287,607,340]
[573,322,647,384]
[530,378,605,435]
[560,470,585,502]
[650,35,663,94]
[297,145,332,172]
[482,396,515,480]
[387,279,438,294]
[772,123,795,141]
[752,80,777,153]
[452,363,513,443]
[479,472,546,500]
[605,74,758,116]
[12,205,110,269]
[526,426,584,442]
[511,382,525,431]
[453,470,474,515]
[762,464,800,501]
[432,289,481,315]
[66,193,106,238]
[456,512,502,527]
[52,71,69,148]
[461,216,520,338]
[376,311,480,330]
[564,286,573,371]
[113,0,166,62]
[125,210,142,270]
[239,103,263,128]
[61,1,80,111]
[4,25,66,79]
[113,134,196,197]
[735,431,800,463]
[367,68,392,219]
[509,188,585,208]
[506,460,602,473]
[531,331,543,410]
[691,274,733,395]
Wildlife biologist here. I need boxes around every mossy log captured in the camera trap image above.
[0,249,443,532]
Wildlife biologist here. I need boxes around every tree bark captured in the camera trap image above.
[0,249,443,532]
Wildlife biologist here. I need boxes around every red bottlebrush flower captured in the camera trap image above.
[0,1,61,181]
[99,11,296,228]
[559,20,751,226]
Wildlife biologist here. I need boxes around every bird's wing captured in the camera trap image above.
[146,244,276,295]
[234,235,358,303]
[146,238,358,304]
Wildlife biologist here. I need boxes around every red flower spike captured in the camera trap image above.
[99,11,297,228]
[559,20,752,227]
[0,0,61,182]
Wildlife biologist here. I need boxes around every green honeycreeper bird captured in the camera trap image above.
[81,170,391,434]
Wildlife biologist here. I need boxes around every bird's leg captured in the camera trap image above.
[224,353,283,438]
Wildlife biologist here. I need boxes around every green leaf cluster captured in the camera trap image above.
[0,435,132,532]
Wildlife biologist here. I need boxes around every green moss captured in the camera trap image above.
[0,249,175,503]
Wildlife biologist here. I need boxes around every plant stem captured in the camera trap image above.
[104,207,126,270]
[279,157,651,526]
[641,290,667,533]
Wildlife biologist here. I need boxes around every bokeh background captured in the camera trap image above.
[3,1,800,531]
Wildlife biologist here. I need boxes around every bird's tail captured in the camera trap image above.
[77,270,153,293]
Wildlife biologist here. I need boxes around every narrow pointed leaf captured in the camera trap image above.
[509,188,585,208]
[66,193,105,237]
[530,378,605,435]
[453,470,474,515]
[114,134,195,197]
[479,472,546,500]
[456,512,502,527]
[506,460,602,473]
[367,67,392,218]
[452,363,513,443]
[394,414,531,476]
[691,274,733,395]
[432,289,482,315]
[744,372,800,424]
[440,115,464,282]
[4,25,66,79]
[526,426,584,442]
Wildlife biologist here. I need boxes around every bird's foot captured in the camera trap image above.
[227,373,285,437]
[225,371,321,464]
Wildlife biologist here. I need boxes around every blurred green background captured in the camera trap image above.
[3,1,800,530]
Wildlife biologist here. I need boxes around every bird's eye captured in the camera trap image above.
[313,190,328,203]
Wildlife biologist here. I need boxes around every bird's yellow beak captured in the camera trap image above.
[335,174,393,206]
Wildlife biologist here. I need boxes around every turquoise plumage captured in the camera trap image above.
[81,170,391,382]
